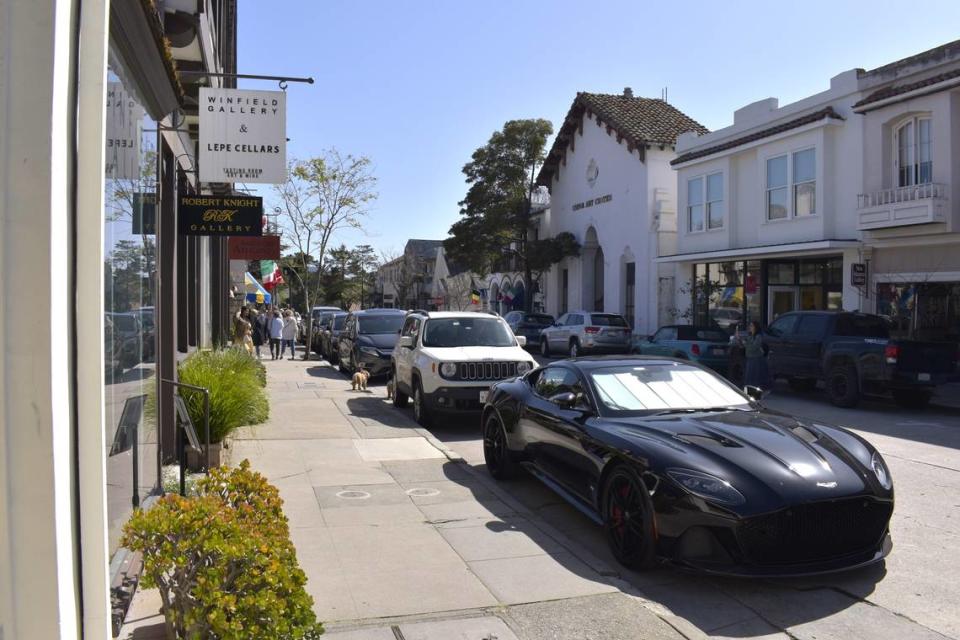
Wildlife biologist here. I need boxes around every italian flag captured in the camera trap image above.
[261,260,284,289]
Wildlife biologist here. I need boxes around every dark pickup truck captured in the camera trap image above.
[732,311,957,408]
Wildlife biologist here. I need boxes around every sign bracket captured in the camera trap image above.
[179,71,314,90]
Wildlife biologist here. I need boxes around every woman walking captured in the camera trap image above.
[251,309,268,359]
[269,310,284,360]
[233,306,253,355]
[740,321,769,390]
[281,310,298,360]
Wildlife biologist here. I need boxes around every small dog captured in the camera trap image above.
[386,377,395,400]
[351,367,370,391]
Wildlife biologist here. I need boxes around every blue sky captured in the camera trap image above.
[238,0,960,257]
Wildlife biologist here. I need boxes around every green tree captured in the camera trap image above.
[105,238,156,312]
[273,150,378,357]
[445,119,579,312]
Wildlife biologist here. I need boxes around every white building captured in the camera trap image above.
[664,39,960,342]
[536,89,707,334]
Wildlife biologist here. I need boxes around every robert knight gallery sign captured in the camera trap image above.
[178,195,263,236]
[199,87,286,184]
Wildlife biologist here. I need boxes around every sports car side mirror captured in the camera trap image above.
[744,385,767,402]
[548,391,578,408]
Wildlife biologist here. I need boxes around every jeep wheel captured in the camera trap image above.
[413,380,432,427]
[569,339,580,358]
[827,364,860,408]
[540,338,550,357]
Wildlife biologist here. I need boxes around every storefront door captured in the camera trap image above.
[769,286,798,320]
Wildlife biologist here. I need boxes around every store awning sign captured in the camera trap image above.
[105,82,143,180]
[851,263,867,287]
[199,87,286,184]
[178,195,263,236]
[228,235,281,260]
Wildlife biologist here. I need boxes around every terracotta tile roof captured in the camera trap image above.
[670,107,845,166]
[853,67,960,109]
[537,91,707,186]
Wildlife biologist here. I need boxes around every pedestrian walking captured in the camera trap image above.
[281,310,298,360]
[233,306,253,355]
[269,310,283,360]
[738,321,770,390]
[251,309,269,359]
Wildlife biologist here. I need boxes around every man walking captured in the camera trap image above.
[269,310,283,360]
[281,310,298,360]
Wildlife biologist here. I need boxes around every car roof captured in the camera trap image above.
[563,310,623,316]
[350,308,406,316]
[408,311,506,319]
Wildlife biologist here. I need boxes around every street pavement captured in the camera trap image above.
[121,353,960,640]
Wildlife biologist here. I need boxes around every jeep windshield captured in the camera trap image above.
[423,317,516,348]
[358,315,404,334]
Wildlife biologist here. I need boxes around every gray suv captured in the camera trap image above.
[538,311,632,357]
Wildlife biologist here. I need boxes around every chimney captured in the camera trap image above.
[623,87,633,99]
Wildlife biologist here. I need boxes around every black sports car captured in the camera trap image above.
[482,356,894,576]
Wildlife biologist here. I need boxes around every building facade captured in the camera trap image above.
[536,90,708,334]
[374,239,442,309]
[664,40,960,344]
[1,1,237,637]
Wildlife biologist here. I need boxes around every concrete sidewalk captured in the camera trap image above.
[120,357,686,640]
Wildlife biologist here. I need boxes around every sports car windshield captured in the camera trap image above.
[423,318,516,347]
[589,363,749,413]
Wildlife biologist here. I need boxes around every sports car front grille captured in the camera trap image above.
[454,361,519,381]
[737,498,893,565]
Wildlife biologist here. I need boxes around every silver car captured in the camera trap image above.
[538,311,632,358]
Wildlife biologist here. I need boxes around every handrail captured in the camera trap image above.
[159,378,211,496]
[857,182,947,209]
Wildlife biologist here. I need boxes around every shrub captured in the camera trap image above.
[122,461,324,640]
[177,349,269,443]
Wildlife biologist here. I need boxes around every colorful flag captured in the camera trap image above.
[470,289,481,305]
[260,260,284,289]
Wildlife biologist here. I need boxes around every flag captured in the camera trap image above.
[470,289,481,305]
[260,260,284,289]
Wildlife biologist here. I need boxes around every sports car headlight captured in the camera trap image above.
[359,346,379,356]
[667,469,745,506]
[439,362,458,377]
[871,452,892,490]
[516,361,533,375]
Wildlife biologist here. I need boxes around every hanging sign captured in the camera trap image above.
[228,235,281,260]
[178,195,263,236]
[851,263,867,287]
[131,192,156,235]
[105,82,143,180]
[199,87,286,184]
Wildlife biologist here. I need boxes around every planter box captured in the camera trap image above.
[187,443,222,471]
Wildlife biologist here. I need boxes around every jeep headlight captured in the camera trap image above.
[516,361,533,375]
[440,362,458,378]
[871,452,892,490]
[667,469,745,506]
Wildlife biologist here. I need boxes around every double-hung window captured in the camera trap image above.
[896,117,932,187]
[766,148,816,220]
[687,172,723,232]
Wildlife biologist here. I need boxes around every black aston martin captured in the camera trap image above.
[481,356,894,576]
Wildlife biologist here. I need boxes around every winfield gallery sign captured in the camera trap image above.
[178,195,263,236]
[199,87,286,184]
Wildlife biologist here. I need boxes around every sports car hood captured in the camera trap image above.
[600,409,882,511]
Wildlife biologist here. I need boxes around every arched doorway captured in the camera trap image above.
[593,247,604,311]
[512,282,525,312]
[582,227,604,312]
[490,281,500,315]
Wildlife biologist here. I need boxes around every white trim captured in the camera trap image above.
[853,76,960,113]
[873,271,960,283]
[866,234,960,249]
[656,240,860,263]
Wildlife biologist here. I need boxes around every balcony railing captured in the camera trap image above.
[857,182,947,209]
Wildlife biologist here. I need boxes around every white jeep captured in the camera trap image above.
[391,311,538,426]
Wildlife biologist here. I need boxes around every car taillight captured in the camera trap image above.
[691,343,701,356]
[884,344,899,364]
[585,326,601,334]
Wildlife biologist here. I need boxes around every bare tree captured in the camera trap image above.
[440,272,476,311]
[274,150,378,358]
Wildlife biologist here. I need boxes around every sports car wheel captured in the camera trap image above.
[483,413,516,480]
[413,380,432,427]
[602,465,656,570]
[569,339,579,358]
[540,338,550,357]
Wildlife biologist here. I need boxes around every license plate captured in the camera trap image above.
[608,330,622,336]
[918,373,931,382]
[479,390,488,403]
[711,347,726,355]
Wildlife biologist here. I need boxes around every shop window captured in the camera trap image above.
[766,155,788,220]
[768,262,795,285]
[687,176,704,232]
[799,262,824,284]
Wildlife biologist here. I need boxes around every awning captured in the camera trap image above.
[655,239,861,264]
[243,272,272,305]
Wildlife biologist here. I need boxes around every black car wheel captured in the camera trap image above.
[569,339,579,358]
[540,337,550,357]
[827,363,860,408]
[413,380,432,427]
[602,465,657,570]
[893,389,931,410]
[483,413,516,480]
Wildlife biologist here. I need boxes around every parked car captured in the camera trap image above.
[709,307,742,331]
[319,312,347,364]
[131,306,155,360]
[104,314,124,380]
[312,311,337,355]
[503,311,555,348]
[391,310,537,427]
[105,311,142,369]
[310,306,341,352]
[632,325,730,373]
[731,311,958,408]
[538,311,631,357]
[481,355,894,575]
[337,308,406,378]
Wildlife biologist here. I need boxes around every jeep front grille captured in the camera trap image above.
[455,361,519,381]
